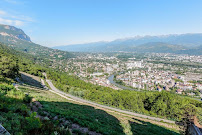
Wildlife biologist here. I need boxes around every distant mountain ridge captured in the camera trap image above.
[0,24,72,59]
[53,33,202,55]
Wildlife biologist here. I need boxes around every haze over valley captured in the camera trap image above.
[53,33,202,55]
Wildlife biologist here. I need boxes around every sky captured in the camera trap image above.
[0,0,202,47]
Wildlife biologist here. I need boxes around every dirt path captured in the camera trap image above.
[194,116,202,129]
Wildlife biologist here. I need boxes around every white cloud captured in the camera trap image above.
[0,10,6,15]
[0,9,34,27]
[0,17,24,26]
[3,0,18,4]
[14,20,24,26]
[0,18,12,24]
[11,15,35,22]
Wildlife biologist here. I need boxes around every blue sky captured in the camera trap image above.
[0,0,202,47]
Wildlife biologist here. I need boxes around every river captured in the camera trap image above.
[108,74,140,91]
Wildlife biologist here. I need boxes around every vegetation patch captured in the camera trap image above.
[0,84,70,134]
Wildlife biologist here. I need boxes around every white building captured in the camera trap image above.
[132,70,140,76]
[126,61,143,69]
[90,72,103,76]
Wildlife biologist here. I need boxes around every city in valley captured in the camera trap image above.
[64,52,202,98]
[1,1,202,134]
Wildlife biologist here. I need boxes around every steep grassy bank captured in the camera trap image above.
[0,83,71,134]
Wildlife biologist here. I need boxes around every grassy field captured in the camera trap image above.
[19,86,181,135]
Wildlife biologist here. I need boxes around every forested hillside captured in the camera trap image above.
[0,43,47,77]
[0,44,19,79]
[0,44,71,134]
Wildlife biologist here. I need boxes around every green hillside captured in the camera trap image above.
[0,43,71,134]
[0,84,71,134]
[0,24,73,60]
[0,43,48,77]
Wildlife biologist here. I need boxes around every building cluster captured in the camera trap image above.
[64,53,202,97]
[116,69,202,95]
[147,53,202,63]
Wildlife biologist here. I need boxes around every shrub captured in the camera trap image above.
[23,94,32,103]
[25,112,42,131]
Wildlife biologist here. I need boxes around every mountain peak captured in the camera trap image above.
[0,24,31,42]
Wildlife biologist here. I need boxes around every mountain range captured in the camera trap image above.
[0,23,201,55]
[53,34,202,55]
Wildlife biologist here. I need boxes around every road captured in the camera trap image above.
[46,79,175,124]
[0,124,10,135]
